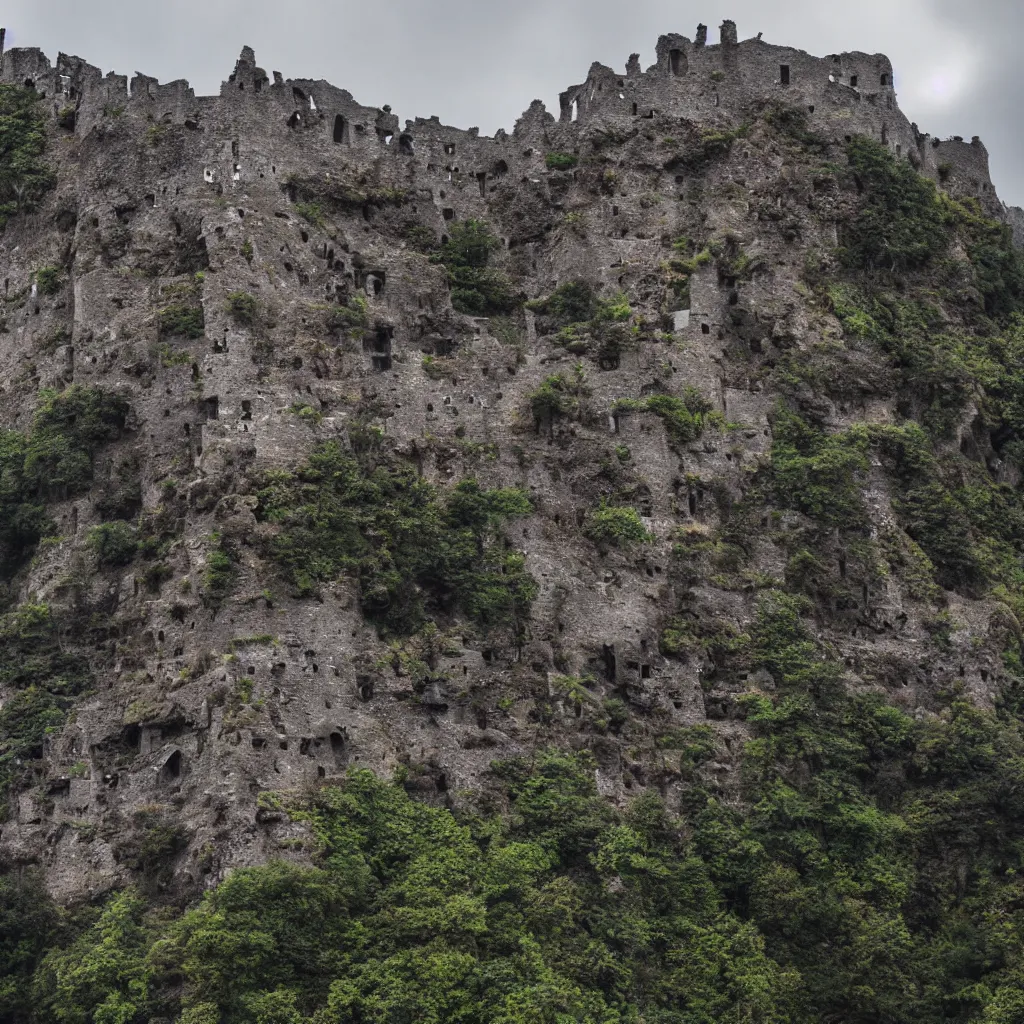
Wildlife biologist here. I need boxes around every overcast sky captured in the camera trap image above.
[3,0,1022,205]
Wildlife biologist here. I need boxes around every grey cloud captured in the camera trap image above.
[924,0,1024,205]
[3,0,1023,204]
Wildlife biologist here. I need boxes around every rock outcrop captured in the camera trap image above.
[0,21,1021,903]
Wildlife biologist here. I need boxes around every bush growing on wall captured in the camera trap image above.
[433,220,520,316]
[257,442,536,636]
[0,85,55,230]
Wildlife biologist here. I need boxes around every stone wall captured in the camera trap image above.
[1,18,1003,216]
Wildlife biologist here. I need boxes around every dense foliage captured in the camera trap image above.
[0,603,92,811]
[432,220,520,316]
[0,85,55,230]
[257,442,536,636]
[771,409,870,528]
[780,139,1024,610]
[840,136,950,271]
[529,365,590,425]
[545,151,579,170]
[87,521,138,567]
[12,656,1024,1024]
[584,503,653,549]
[0,757,795,1023]
[527,281,635,365]
[157,302,205,339]
[612,389,719,447]
[0,386,128,576]
[0,388,125,804]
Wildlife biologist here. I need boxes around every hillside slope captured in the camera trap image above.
[3,20,1024,1022]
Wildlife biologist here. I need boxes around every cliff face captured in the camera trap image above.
[0,18,1021,916]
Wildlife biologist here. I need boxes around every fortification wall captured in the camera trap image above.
[0,19,1004,220]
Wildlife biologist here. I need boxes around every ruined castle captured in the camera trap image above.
[0,19,1006,225]
[0,20,1019,901]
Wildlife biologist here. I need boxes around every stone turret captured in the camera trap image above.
[223,44,269,96]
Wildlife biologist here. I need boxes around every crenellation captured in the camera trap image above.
[0,24,1002,207]
[54,52,103,100]
[223,44,269,96]
[1,46,54,93]
[655,33,692,72]
[927,135,1001,212]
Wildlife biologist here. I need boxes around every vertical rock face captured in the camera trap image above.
[0,22,1020,901]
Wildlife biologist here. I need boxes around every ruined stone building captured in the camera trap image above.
[0,20,1020,901]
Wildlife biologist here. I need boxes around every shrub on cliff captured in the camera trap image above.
[526,280,597,328]
[612,389,718,447]
[0,387,127,577]
[88,521,138,567]
[584,503,653,549]
[0,430,49,576]
[645,390,717,444]
[544,151,578,170]
[24,386,130,499]
[0,603,92,813]
[770,409,870,528]
[225,290,260,327]
[256,442,536,635]
[529,366,590,427]
[840,136,948,272]
[434,220,519,316]
[0,85,56,230]
[158,303,205,339]
[34,265,62,296]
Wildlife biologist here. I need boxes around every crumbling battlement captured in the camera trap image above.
[0,20,1010,218]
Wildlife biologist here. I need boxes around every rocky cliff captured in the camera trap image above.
[3,19,1024,1022]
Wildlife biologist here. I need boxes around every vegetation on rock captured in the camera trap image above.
[432,220,520,316]
[257,442,536,636]
[583,503,652,548]
[0,386,128,576]
[0,85,55,230]
[0,603,92,810]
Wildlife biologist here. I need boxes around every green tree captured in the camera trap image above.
[0,870,61,1020]
[0,85,55,229]
[34,890,154,1024]
[434,220,519,315]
